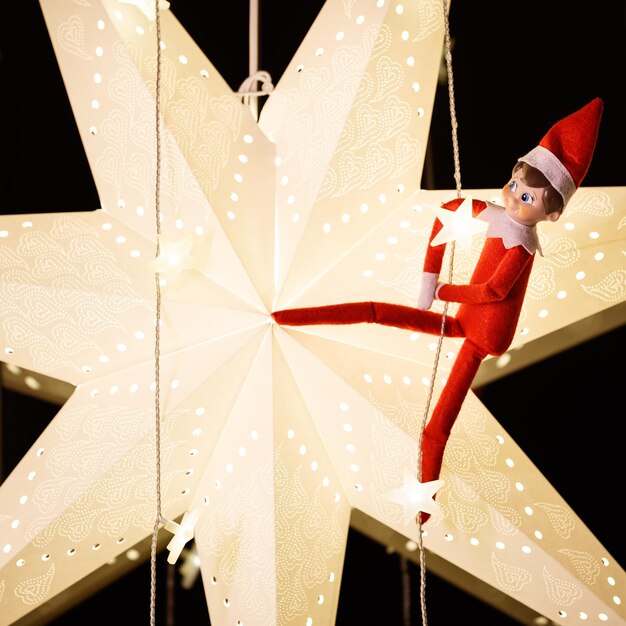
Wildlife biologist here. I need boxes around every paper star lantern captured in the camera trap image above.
[429,196,488,251]
[0,1,625,626]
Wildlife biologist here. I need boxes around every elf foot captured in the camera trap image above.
[417,430,448,524]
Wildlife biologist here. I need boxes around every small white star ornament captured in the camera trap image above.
[430,196,488,251]
[164,507,202,565]
[148,233,197,285]
[147,229,215,287]
[386,470,445,525]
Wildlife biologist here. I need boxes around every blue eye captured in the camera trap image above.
[521,192,533,204]
[508,181,517,191]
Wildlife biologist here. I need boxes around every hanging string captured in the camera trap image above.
[246,0,260,121]
[236,0,273,120]
[237,70,274,104]
[408,1,463,625]
[150,0,164,624]
[442,1,463,199]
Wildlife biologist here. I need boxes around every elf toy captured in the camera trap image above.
[272,98,603,522]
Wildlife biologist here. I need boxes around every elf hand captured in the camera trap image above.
[417,272,439,310]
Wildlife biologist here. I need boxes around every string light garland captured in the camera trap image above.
[150,1,164,623]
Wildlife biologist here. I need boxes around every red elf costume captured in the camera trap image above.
[273,98,603,520]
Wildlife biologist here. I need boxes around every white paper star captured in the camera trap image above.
[386,470,444,525]
[430,197,488,251]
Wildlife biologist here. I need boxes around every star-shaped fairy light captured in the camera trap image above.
[386,471,444,524]
[0,1,625,625]
[148,231,211,287]
[429,196,488,251]
[164,507,202,564]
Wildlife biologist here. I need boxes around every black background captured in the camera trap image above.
[1,1,625,624]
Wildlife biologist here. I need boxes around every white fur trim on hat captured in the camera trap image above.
[519,145,576,206]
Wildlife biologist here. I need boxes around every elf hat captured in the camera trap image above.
[519,97,603,207]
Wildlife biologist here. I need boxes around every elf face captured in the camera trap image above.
[501,168,559,227]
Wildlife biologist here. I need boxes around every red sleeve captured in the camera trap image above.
[437,245,533,304]
[423,198,488,274]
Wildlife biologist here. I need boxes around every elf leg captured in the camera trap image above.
[273,302,377,325]
[417,339,487,523]
[273,302,464,337]
[421,338,487,483]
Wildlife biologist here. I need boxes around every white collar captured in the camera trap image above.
[478,202,543,256]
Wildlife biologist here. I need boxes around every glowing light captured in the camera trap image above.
[147,232,209,285]
[430,197,488,251]
[386,470,444,524]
